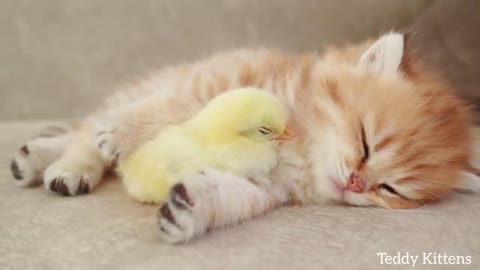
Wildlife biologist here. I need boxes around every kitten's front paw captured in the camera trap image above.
[95,118,120,163]
[44,157,102,196]
[157,171,216,244]
[157,183,196,243]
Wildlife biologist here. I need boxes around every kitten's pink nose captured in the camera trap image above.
[346,174,366,193]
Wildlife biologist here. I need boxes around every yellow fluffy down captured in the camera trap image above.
[119,87,290,203]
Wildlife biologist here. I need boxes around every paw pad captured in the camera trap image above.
[76,179,90,195]
[171,183,193,207]
[159,203,176,225]
[49,178,70,196]
[10,159,23,180]
[20,145,29,155]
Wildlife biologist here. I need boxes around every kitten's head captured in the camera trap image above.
[310,33,474,208]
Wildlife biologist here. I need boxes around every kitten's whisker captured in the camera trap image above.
[414,187,448,204]
[413,92,434,113]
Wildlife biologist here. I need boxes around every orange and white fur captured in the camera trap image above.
[11,32,480,243]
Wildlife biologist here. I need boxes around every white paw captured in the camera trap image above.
[11,144,42,187]
[157,170,219,244]
[95,118,120,162]
[11,136,68,187]
[44,157,102,196]
[457,171,480,193]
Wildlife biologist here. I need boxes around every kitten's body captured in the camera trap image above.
[11,33,477,243]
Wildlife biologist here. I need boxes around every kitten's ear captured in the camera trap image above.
[358,32,405,76]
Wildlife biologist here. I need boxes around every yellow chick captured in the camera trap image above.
[119,87,294,203]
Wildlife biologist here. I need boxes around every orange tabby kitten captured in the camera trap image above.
[11,32,478,243]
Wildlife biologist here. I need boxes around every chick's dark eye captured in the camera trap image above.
[258,127,272,135]
[360,124,369,162]
[378,183,400,196]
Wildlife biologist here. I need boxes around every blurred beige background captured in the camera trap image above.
[1,0,432,121]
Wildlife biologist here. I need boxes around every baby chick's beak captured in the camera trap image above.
[272,126,295,141]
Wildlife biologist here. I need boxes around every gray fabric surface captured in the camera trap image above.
[1,121,479,269]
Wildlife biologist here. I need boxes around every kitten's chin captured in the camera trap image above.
[328,189,373,207]
[313,176,346,204]
[343,192,373,207]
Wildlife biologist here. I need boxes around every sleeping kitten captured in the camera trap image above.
[11,32,478,243]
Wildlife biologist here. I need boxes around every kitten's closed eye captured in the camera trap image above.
[378,183,403,197]
[360,125,369,162]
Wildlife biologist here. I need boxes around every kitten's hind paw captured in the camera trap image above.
[11,134,69,187]
[11,144,42,187]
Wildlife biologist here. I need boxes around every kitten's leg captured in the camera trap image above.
[39,94,200,196]
[43,122,108,196]
[95,95,203,163]
[10,125,73,187]
[157,169,283,244]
